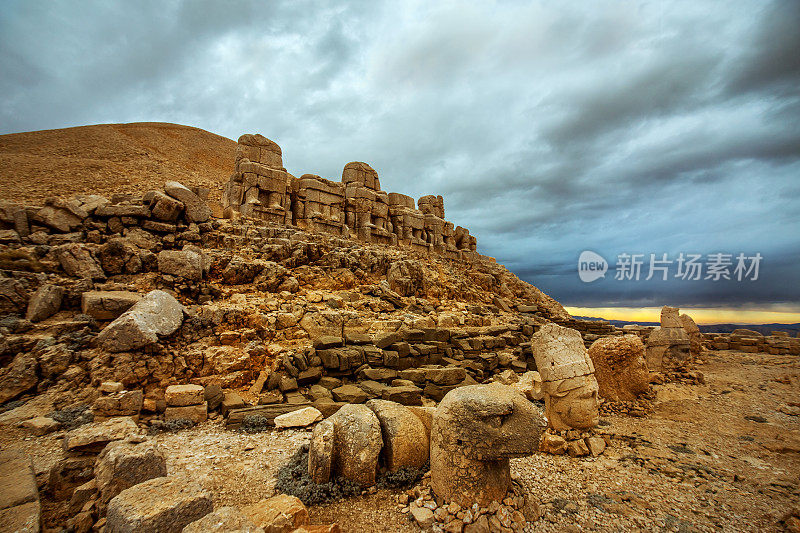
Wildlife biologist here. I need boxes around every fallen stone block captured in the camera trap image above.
[62,417,142,453]
[164,403,208,424]
[81,291,142,320]
[25,284,63,322]
[95,438,167,507]
[165,181,211,223]
[158,250,203,281]
[165,384,205,407]
[105,475,213,533]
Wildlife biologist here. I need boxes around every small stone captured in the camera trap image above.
[274,407,323,428]
[585,436,607,456]
[410,504,434,529]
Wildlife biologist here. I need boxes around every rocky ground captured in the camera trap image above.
[3,348,797,532]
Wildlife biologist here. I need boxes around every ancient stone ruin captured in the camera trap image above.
[2,127,799,532]
[645,306,691,372]
[222,134,478,258]
[587,335,650,402]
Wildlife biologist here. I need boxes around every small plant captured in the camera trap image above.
[48,404,93,430]
[149,418,196,433]
[275,446,362,506]
[240,414,272,433]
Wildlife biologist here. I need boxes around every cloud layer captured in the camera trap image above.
[2,0,798,309]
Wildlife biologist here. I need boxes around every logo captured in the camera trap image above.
[578,251,608,283]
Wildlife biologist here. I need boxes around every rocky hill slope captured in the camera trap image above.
[0,122,235,206]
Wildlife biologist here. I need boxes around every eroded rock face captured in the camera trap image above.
[531,323,599,431]
[430,384,541,507]
[0,352,38,404]
[588,335,650,402]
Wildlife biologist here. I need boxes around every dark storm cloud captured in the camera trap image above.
[1,0,798,310]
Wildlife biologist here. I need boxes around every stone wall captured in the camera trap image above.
[702,330,800,355]
[222,134,478,260]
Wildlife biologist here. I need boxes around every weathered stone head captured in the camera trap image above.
[646,306,691,372]
[542,374,600,431]
[430,384,541,507]
[588,335,650,402]
[531,323,600,431]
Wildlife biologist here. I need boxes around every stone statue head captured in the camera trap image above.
[531,323,600,431]
[435,384,539,460]
[431,384,542,506]
[543,374,600,431]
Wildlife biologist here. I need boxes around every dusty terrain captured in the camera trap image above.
[0,122,235,206]
[3,348,797,532]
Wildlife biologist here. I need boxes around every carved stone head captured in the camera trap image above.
[531,323,600,431]
[543,374,600,431]
[431,384,542,506]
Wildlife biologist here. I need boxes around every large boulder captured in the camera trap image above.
[587,335,650,402]
[95,438,167,508]
[158,250,203,281]
[365,399,429,471]
[106,476,213,533]
[165,181,211,223]
[97,238,142,275]
[431,384,541,507]
[96,290,185,352]
[25,283,64,322]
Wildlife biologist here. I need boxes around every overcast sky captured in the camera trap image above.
[1,0,799,312]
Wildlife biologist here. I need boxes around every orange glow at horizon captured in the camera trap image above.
[564,306,800,325]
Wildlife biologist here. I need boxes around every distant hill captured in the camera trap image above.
[573,316,800,337]
[0,122,236,206]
